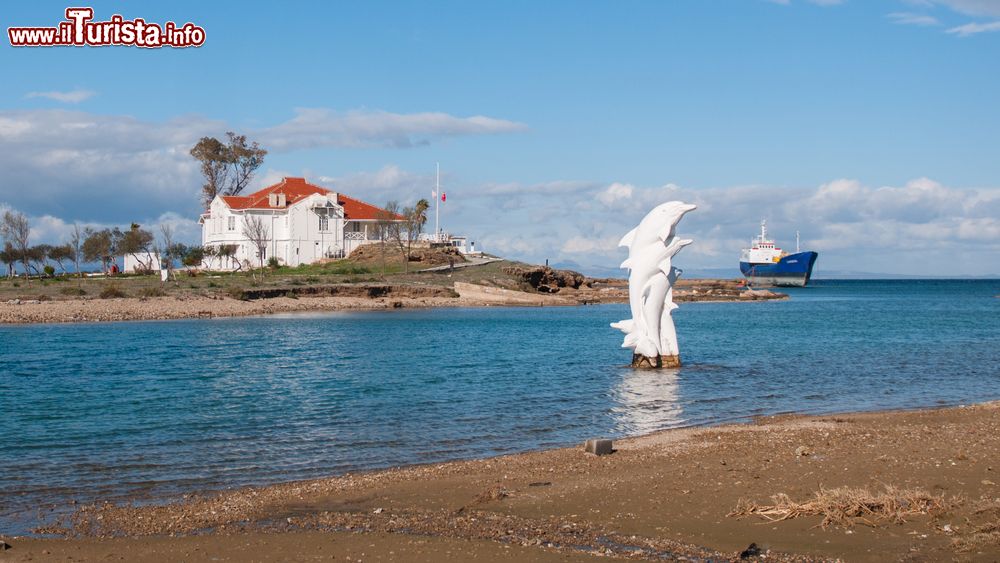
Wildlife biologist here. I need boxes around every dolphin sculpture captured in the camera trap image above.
[610,201,696,363]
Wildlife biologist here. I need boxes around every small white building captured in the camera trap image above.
[123,251,161,273]
[199,177,402,269]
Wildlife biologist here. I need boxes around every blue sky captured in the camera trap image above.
[1,0,999,275]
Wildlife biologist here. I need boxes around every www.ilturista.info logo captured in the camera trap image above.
[8,7,205,48]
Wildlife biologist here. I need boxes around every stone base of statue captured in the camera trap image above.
[630,354,681,369]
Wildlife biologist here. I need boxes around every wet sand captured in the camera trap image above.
[6,402,1000,561]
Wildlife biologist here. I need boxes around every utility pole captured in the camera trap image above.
[435,162,440,240]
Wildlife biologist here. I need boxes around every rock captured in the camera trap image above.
[739,542,761,559]
[795,446,812,457]
[501,265,586,291]
[584,439,614,456]
[0,540,11,551]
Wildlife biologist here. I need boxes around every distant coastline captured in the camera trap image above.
[0,259,787,325]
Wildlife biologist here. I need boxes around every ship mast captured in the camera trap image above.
[796,230,800,253]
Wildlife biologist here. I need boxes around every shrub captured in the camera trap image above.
[43,265,56,277]
[138,286,166,298]
[99,283,127,299]
[60,286,87,296]
[207,281,220,288]
[267,256,280,269]
[226,286,247,300]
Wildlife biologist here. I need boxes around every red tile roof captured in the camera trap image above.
[221,177,401,220]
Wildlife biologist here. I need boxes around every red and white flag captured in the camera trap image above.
[441,192,446,202]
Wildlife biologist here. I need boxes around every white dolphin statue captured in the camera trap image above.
[611,201,696,363]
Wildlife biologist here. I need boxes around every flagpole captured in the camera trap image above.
[435,162,440,240]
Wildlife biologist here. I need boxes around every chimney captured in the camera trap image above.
[277,193,287,207]
[268,193,277,207]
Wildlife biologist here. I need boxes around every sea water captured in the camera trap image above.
[1,279,998,533]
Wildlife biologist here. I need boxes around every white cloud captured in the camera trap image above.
[262,109,526,150]
[458,176,1000,276]
[0,106,527,229]
[929,0,1000,17]
[946,19,1000,34]
[596,182,634,205]
[888,11,942,25]
[24,89,96,104]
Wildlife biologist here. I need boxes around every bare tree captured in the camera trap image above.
[375,202,401,278]
[69,223,83,278]
[1,210,30,278]
[386,202,424,274]
[159,223,176,283]
[241,215,270,282]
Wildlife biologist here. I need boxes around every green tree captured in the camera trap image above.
[26,244,51,276]
[119,223,155,273]
[82,228,120,274]
[191,132,267,207]
[48,243,74,275]
[182,246,205,268]
[0,242,17,278]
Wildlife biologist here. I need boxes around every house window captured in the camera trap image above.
[319,214,329,232]
[228,216,236,231]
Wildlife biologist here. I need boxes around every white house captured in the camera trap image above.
[199,177,402,269]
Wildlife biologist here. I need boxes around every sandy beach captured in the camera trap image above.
[5,401,1000,561]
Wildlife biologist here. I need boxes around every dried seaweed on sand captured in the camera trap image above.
[729,485,958,529]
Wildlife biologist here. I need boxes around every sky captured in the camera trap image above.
[1,0,999,276]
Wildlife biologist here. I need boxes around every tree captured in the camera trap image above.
[48,243,73,275]
[69,223,84,278]
[0,243,17,278]
[158,223,179,282]
[387,203,424,274]
[375,202,401,278]
[241,215,270,282]
[414,198,430,230]
[26,244,51,276]
[119,223,155,273]
[1,210,30,278]
[191,132,267,207]
[82,228,119,274]
[182,245,205,268]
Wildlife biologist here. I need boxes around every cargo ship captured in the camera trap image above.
[739,220,818,287]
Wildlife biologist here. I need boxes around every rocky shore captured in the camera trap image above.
[6,402,1000,561]
[0,277,785,325]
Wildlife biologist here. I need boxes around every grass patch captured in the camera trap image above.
[138,286,166,298]
[59,286,87,296]
[225,286,247,300]
[99,283,127,299]
[729,485,958,529]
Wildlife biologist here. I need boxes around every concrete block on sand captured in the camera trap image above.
[584,439,614,456]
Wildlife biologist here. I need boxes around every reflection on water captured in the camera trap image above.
[611,368,684,434]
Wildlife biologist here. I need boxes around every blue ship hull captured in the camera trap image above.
[740,251,818,287]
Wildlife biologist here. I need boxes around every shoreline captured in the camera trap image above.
[6,401,1000,561]
[0,280,786,325]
